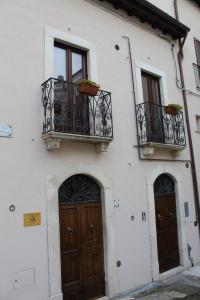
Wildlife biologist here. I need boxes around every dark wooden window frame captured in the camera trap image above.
[53,41,89,134]
[141,71,162,105]
[141,70,165,144]
[194,38,200,90]
[54,41,88,81]
[194,38,200,66]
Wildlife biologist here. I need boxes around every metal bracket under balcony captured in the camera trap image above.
[41,78,113,152]
[136,102,186,157]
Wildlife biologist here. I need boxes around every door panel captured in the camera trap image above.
[60,207,79,251]
[82,204,103,247]
[60,202,105,300]
[62,254,81,286]
[81,203,105,299]
[60,205,83,299]
[155,194,180,273]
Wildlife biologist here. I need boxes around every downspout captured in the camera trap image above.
[122,36,141,160]
[174,0,200,229]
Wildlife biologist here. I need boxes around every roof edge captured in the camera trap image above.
[96,0,190,39]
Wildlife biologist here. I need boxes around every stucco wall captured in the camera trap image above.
[177,0,200,263]
[0,1,199,300]
[148,0,175,16]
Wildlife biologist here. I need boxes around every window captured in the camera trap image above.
[54,42,87,82]
[195,39,200,66]
[141,72,164,143]
[141,72,162,105]
[53,42,89,133]
[194,39,200,89]
[195,115,200,132]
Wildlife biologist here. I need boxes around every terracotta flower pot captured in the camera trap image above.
[165,106,178,115]
[79,82,99,96]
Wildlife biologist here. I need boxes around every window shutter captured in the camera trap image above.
[195,39,200,65]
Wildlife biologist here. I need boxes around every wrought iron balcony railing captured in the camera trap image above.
[41,78,113,139]
[136,102,186,147]
[193,63,200,89]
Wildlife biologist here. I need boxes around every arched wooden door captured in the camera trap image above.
[154,174,180,273]
[59,175,105,300]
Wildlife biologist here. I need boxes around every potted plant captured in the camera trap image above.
[165,104,183,115]
[78,79,100,96]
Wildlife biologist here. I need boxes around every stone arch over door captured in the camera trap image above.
[58,174,105,300]
[46,168,119,300]
[146,166,189,281]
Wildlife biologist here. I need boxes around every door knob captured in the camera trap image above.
[67,227,73,235]
[157,214,163,221]
[89,224,96,231]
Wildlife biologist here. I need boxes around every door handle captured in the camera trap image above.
[157,214,164,222]
[67,226,74,235]
[89,224,96,231]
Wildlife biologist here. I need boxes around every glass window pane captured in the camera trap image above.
[54,46,67,80]
[142,75,149,102]
[195,40,200,65]
[151,78,160,104]
[142,72,161,105]
[72,52,84,82]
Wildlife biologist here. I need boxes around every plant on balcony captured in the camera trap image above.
[165,104,183,115]
[78,79,100,96]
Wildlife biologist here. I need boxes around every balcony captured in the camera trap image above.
[193,63,200,89]
[41,78,113,151]
[136,102,186,156]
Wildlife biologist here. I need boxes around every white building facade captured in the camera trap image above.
[0,1,200,300]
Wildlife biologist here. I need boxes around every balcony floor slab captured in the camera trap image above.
[139,142,186,157]
[42,131,113,152]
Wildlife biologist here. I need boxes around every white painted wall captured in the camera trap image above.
[148,0,175,16]
[177,0,200,266]
[0,0,199,299]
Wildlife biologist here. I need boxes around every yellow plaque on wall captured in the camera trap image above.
[24,212,41,227]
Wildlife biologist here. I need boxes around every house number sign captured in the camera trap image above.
[0,124,12,137]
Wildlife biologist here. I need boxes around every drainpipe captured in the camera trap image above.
[121,36,146,162]
[187,243,194,267]
[174,0,200,230]
[122,36,141,161]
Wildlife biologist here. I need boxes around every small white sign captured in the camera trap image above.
[0,124,12,137]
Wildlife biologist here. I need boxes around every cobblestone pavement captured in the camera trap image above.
[114,265,200,300]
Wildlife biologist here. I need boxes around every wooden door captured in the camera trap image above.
[154,175,180,273]
[142,72,164,143]
[59,202,105,300]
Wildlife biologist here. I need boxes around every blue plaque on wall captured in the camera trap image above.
[0,124,12,137]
